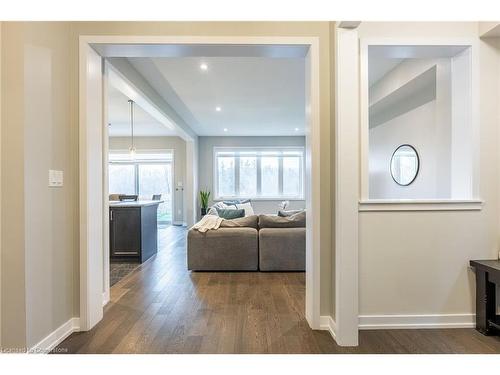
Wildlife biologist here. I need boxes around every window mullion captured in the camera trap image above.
[235,155,240,197]
[301,156,305,198]
[256,155,262,197]
[278,155,284,196]
[135,163,139,196]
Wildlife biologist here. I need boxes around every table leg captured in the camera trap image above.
[475,269,496,335]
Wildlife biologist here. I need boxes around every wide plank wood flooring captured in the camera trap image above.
[55,226,500,354]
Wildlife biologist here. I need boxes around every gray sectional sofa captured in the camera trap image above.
[187,212,305,271]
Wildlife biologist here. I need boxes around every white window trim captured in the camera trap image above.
[108,148,174,162]
[213,146,305,201]
[359,37,482,211]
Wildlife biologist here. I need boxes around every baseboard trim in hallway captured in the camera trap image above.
[320,315,337,341]
[30,318,80,353]
[103,291,110,306]
[358,314,475,330]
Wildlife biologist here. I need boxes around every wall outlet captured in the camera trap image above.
[48,169,64,187]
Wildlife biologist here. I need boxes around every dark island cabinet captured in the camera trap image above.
[110,201,161,263]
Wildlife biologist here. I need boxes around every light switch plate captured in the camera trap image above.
[49,169,64,187]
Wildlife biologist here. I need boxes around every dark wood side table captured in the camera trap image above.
[469,259,500,335]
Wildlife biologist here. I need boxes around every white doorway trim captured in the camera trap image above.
[79,35,323,334]
[334,27,360,346]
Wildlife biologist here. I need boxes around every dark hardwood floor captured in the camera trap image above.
[55,226,500,354]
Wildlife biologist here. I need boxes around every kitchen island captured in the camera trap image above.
[109,200,163,263]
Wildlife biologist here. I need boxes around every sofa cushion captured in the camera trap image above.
[259,228,305,271]
[219,215,258,229]
[216,208,245,219]
[258,211,306,228]
[187,228,258,271]
[277,209,304,217]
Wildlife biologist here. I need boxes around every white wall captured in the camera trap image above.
[0,21,3,348]
[369,58,452,200]
[358,22,499,327]
[1,21,333,349]
[109,136,187,224]
[198,136,306,215]
[370,101,444,199]
[1,23,76,348]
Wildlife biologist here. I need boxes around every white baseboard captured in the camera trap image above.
[102,291,110,306]
[29,317,80,353]
[319,315,337,340]
[358,313,475,330]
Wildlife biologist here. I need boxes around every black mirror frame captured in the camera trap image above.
[390,144,420,186]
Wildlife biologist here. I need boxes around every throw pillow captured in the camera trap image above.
[207,201,228,216]
[216,208,245,220]
[235,202,254,216]
[223,198,251,206]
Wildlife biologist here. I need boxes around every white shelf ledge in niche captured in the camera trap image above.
[358,199,483,212]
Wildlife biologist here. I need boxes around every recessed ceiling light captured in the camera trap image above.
[200,63,208,71]
[223,128,228,132]
[216,106,222,112]
[294,127,300,131]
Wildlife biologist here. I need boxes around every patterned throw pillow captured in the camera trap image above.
[207,201,227,216]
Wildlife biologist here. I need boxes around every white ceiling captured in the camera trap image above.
[128,56,306,136]
[107,84,176,137]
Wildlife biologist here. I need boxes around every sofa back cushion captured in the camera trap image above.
[277,209,304,217]
[258,211,306,228]
[219,215,258,229]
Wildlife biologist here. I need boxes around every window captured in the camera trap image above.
[109,164,136,195]
[109,150,173,224]
[214,147,304,199]
[217,154,235,197]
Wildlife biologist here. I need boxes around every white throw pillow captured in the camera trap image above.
[236,202,254,216]
[208,201,228,216]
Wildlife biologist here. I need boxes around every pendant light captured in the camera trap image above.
[128,99,136,159]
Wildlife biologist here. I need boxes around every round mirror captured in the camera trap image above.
[390,144,419,186]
